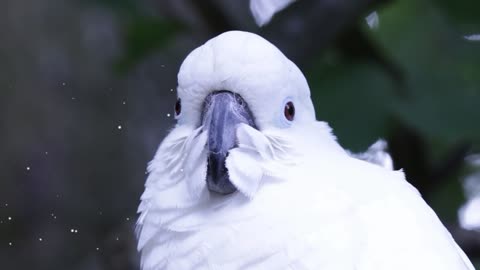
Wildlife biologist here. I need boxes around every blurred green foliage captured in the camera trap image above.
[309,0,480,223]
[312,0,480,150]
[434,0,480,32]
[376,0,480,145]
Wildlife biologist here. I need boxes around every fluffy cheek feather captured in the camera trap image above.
[226,148,263,198]
[225,123,299,198]
[184,131,208,199]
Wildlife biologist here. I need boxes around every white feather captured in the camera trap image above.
[226,148,263,198]
[350,139,394,170]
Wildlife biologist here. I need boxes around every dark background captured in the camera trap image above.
[1,0,479,269]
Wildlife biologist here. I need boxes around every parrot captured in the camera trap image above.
[136,31,475,270]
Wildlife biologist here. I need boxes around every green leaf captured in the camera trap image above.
[308,56,397,152]
[373,0,480,147]
[433,0,480,33]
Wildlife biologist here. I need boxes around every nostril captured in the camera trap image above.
[235,94,244,106]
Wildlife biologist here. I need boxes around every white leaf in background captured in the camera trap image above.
[464,34,480,41]
[459,196,480,231]
[250,0,296,26]
[366,11,379,29]
[458,154,480,231]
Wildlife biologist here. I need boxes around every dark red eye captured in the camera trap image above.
[175,98,182,116]
[284,101,295,121]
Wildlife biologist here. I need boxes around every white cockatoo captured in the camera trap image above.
[136,31,475,270]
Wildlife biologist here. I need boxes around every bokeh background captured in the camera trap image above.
[1,0,480,269]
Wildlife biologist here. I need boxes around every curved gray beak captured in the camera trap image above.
[202,91,256,195]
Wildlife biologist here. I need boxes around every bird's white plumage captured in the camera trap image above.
[137,31,475,270]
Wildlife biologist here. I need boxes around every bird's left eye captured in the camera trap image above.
[175,98,182,116]
[284,101,295,121]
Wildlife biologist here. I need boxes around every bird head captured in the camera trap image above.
[137,32,343,266]
[142,31,319,207]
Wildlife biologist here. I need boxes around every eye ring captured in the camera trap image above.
[175,98,182,117]
[284,101,295,121]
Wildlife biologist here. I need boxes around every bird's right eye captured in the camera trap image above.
[284,101,295,121]
[175,98,182,116]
